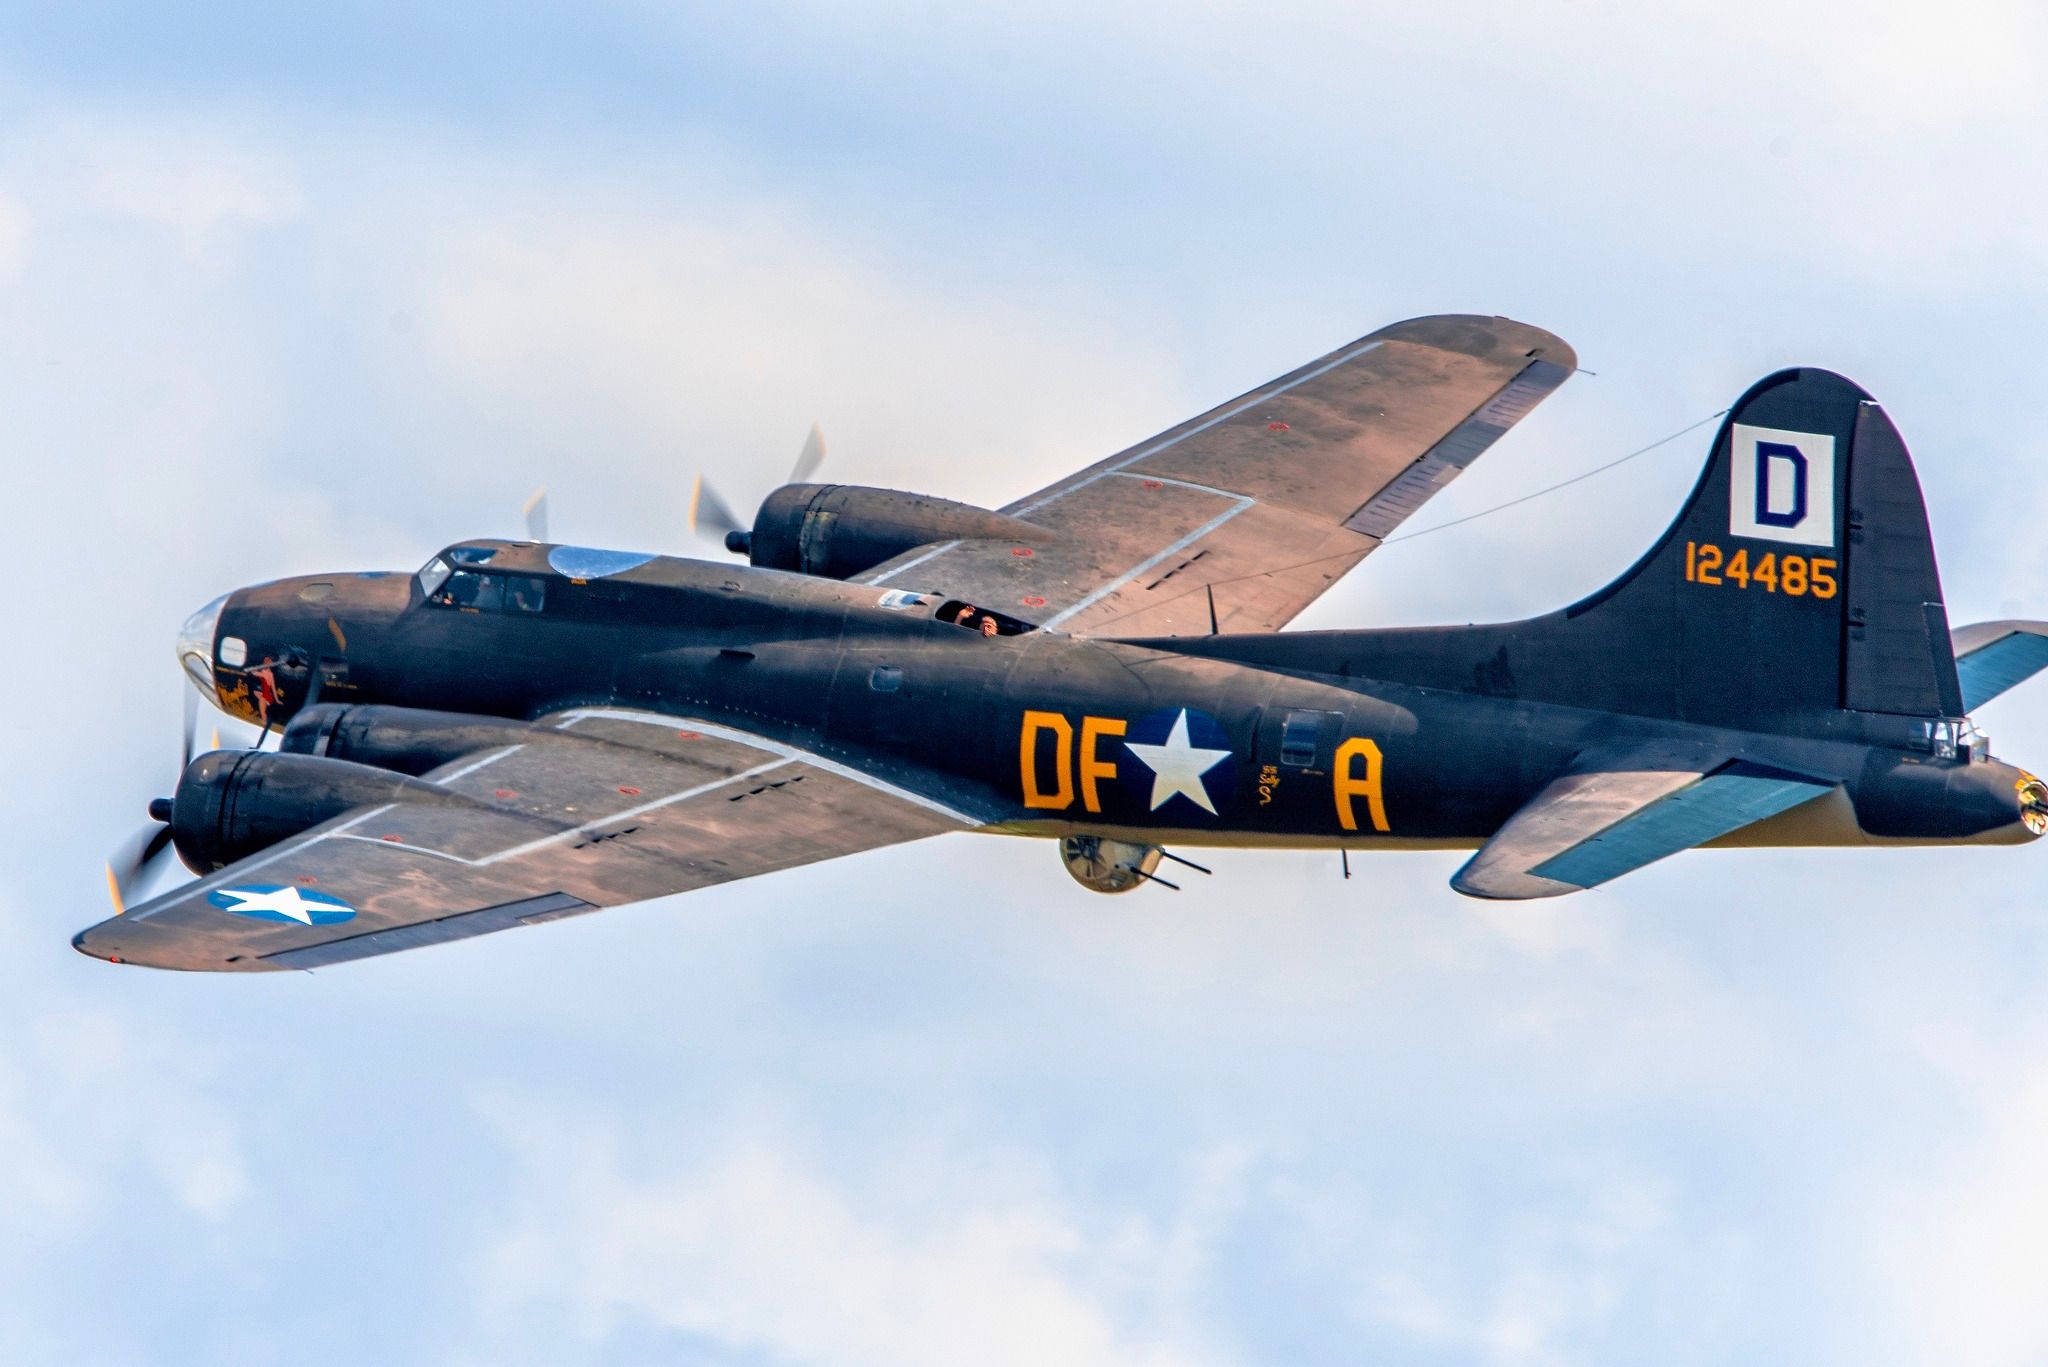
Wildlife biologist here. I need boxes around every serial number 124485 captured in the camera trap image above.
[1684,542,1838,597]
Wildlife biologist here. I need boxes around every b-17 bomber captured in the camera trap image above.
[80,314,2048,971]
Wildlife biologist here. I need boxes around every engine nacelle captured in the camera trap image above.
[734,483,1050,580]
[281,703,534,776]
[1059,835,1163,894]
[166,749,478,874]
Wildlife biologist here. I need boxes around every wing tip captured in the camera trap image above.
[1448,866,1582,901]
[70,921,277,972]
[1371,313,1578,374]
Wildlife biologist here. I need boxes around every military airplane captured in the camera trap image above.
[77,314,2048,971]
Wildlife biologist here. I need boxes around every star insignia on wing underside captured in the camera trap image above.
[211,886,344,925]
[1122,708,1233,815]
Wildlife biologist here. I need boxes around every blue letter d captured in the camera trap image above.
[1755,442,1808,528]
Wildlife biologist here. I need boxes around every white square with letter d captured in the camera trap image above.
[1728,423,1835,547]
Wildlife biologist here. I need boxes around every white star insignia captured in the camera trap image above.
[1122,709,1232,815]
[215,886,335,925]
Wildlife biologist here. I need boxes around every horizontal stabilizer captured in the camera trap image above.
[1453,754,1835,900]
[1951,621,2048,711]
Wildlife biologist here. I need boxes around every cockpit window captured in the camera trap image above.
[504,576,546,613]
[436,570,504,611]
[417,556,452,598]
[425,568,548,615]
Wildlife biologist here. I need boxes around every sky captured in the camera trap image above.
[4,2,2048,1362]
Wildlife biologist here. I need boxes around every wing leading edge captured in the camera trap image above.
[865,314,1576,637]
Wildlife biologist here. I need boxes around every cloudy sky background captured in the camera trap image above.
[5,2,2048,1362]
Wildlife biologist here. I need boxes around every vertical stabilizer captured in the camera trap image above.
[1570,365,1965,726]
[1151,367,1969,736]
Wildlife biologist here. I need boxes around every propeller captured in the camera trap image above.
[789,421,827,485]
[687,475,749,550]
[689,422,826,557]
[105,686,198,914]
[523,487,549,543]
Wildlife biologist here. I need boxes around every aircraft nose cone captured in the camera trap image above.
[177,593,227,700]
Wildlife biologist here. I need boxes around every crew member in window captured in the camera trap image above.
[979,614,999,638]
[505,577,546,613]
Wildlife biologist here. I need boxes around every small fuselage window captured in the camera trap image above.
[1279,710,1326,768]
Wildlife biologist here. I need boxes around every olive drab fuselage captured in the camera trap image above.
[196,540,2039,854]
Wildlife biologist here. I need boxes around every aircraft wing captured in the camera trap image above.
[1951,620,2048,711]
[74,709,978,972]
[864,314,1576,637]
[1452,751,1835,900]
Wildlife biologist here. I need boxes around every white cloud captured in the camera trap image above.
[77,119,304,264]
[1353,1170,1672,1367]
[470,1104,1223,1367]
[404,187,1182,532]
[0,911,249,1255]
[1863,1031,2048,1365]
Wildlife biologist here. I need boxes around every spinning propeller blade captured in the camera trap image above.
[181,684,198,769]
[688,474,748,540]
[523,487,549,543]
[107,680,204,912]
[106,822,175,915]
[788,421,827,485]
[688,423,826,557]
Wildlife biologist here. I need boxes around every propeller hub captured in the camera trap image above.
[724,529,753,556]
[148,797,174,824]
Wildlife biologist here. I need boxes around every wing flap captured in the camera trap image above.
[261,892,596,971]
[1454,757,1835,900]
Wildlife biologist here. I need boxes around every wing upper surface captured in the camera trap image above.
[75,711,976,972]
[865,314,1575,636]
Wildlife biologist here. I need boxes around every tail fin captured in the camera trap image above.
[1152,368,1967,734]
[1549,366,1964,727]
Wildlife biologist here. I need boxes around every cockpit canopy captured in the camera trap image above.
[417,545,552,615]
[417,555,547,614]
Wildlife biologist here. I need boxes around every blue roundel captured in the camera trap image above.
[206,884,357,926]
[1119,707,1237,817]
